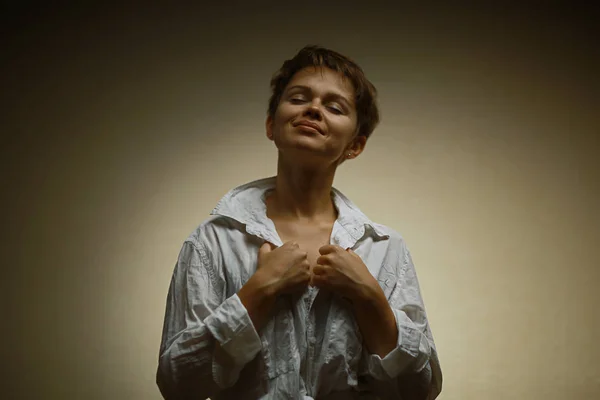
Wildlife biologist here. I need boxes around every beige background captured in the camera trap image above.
[3,4,599,400]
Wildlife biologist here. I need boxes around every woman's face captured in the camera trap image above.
[267,66,365,167]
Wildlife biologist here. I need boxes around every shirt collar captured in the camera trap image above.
[210,176,389,246]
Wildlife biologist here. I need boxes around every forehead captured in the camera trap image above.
[286,66,355,99]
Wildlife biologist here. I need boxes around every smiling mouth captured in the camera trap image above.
[294,121,324,135]
[296,124,322,134]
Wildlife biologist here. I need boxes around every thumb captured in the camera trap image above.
[259,241,275,256]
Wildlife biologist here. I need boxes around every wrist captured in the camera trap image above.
[238,272,279,333]
[353,278,384,306]
[247,270,280,300]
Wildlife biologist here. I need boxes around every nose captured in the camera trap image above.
[303,101,323,121]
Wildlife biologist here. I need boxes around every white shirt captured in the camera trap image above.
[157,177,442,399]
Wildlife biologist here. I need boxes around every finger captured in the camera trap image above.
[313,264,327,276]
[284,240,300,248]
[316,254,330,266]
[258,242,274,256]
[300,259,311,270]
[312,274,333,290]
[297,268,312,282]
[318,244,333,254]
[318,244,339,255]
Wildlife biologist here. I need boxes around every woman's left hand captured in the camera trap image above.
[312,245,378,301]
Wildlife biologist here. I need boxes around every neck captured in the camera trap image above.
[267,154,338,223]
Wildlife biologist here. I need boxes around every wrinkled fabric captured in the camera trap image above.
[157,177,442,400]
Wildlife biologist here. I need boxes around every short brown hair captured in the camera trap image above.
[268,45,380,139]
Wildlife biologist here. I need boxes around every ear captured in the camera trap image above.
[266,116,274,141]
[348,135,367,158]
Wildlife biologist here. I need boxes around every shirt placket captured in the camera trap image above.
[304,286,318,396]
[305,223,356,396]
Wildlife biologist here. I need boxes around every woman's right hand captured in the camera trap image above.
[254,241,311,296]
[237,241,310,332]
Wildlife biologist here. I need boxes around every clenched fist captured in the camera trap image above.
[238,241,311,332]
[312,245,379,302]
[254,241,312,296]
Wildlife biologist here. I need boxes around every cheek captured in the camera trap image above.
[277,111,292,125]
[270,113,292,140]
[275,101,297,118]
[331,118,358,138]
[273,115,291,134]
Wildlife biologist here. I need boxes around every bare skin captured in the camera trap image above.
[237,66,398,358]
[267,195,336,270]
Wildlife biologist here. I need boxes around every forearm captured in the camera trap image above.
[237,271,278,332]
[159,293,265,396]
[352,283,398,358]
[158,329,216,399]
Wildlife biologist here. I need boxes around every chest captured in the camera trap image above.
[272,220,334,267]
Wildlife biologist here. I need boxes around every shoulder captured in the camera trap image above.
[183,215,242,250]
[174,216,239,280]
[368,222,415,272]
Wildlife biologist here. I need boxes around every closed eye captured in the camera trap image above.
[289,97,306,104]
[327,104,344,115]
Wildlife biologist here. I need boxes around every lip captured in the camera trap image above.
[294,120,324,135]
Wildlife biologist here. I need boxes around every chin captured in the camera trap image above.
[289,141,325,156]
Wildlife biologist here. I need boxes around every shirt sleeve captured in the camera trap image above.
[156,239,263,399]
[364,239,443,399]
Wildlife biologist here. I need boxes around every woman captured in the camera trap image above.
[157,45,442,400]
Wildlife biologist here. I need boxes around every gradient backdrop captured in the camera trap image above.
[3,3,599,399]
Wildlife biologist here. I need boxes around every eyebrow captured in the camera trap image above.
[285,85,354,107]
